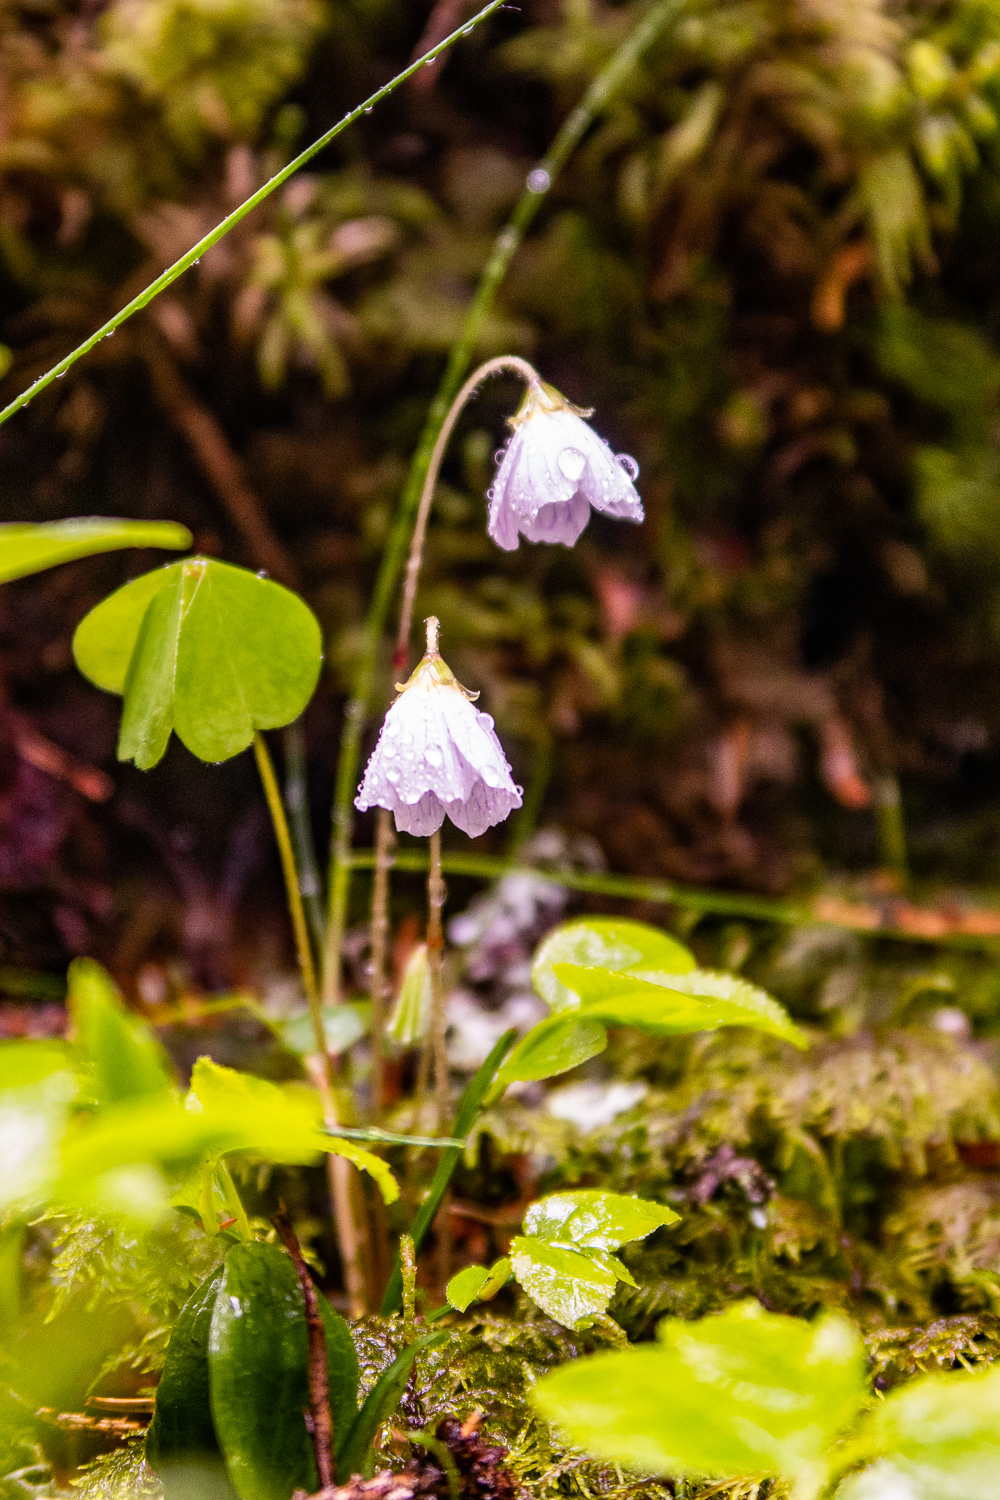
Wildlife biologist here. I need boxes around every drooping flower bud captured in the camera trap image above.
[487,379,643,551]
[355,617,523,838]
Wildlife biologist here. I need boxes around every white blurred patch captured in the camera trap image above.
[446,988,547,1070]
[546,1080,647,1130]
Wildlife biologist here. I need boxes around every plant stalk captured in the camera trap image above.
[321,0,686,1004]
[254,731,368,1315]
[368,806,395,1122]
[427,828,449,1133]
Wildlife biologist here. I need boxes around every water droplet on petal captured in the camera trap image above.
[558,447,586,482]
[616,453,640,480]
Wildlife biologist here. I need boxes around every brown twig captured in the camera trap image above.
[145,342,298,587]
[273,1205,335,1489]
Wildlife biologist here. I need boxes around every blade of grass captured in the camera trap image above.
[0,0,505,428]
[380,1029,517,1315]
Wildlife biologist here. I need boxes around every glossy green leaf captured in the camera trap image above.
[68,958,175,1105]
[494,1013,608,1087]
[553,964,807,1047]
[525,1189,678,1251]
[0,518,190,583]
[446,1264,491,1312]
[509,1237,618,1326]
[336,1331,447,1483]
[209,1242,358,1500]
[147,1267,233,1499]
[73,556,323,768]
[533,1300,866,1480]
[278,1003,369,1057]
[854,1363,1000,1499]
[532,918,697,1012]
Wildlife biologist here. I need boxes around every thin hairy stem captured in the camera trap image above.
[426,828,449,1132]
[394,354,538,674]
[400,1234,417,1346]
[0,0,505,429]
[283,723,326,952]
[368,806,395,1122]
[321,0,686,1004]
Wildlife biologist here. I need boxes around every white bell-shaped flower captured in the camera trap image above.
[487,379,643,551]
[356,618,522,838]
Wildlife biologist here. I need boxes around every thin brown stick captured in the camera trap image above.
[145,345,298,588]
[272,1206,334,1489]
[426,827,449,1131]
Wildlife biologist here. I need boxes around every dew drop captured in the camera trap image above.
[557,446,586,482]
[256,569,269,578]
[426,746,442,766]
[616,453,640,480]
[526,168,551,193]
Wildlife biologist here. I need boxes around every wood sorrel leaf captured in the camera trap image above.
[73,557,322,768]
[0,518,190,583]
[524,1189,678,1251]
[209,1242,358,1500]
[553,963,807,1047]
[532,918,697,1012]
[533,1300,866,1482]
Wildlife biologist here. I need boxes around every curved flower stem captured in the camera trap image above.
[254,731,368,1315]
[0,0,505,429]
[426,828,449,1132]
[393,354,538,674]
[321,0,686,1005]
[368,807,395,1123]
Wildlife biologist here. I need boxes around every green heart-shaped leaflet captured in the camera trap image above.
[0,518,190,583]
[72,557,322,768]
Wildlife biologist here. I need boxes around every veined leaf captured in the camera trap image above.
[494,1013,608,1087]
[73,557,323,768]
[524,1189,678,1251]
[552,964,807,1046]
[533,1300,866,1481]
[509,1236,618,1326]
[532,918,697,1012]
[0,518,190,583]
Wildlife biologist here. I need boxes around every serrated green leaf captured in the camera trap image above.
[533,918,696,1012]
[494,1013,608,1087]
[73,557,323,768]
[188,1057,398,1202]
[533,1300,866,1481]
[525,1189,678,1251]
[336,1332,447,1483]
[552,964,807,1046]
[856,1362,1000,1499]
[68,958,175,1106]
[509,1236,618,1327]
[446,1264,491,1312]
[0,518,190,583]
[209,1243,358,1500]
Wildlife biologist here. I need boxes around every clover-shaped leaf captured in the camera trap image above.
[0,517,190,583]
[73,557,322,768]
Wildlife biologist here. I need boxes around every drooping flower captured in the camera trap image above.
[355,617,522,838]
[487,379,643,551]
